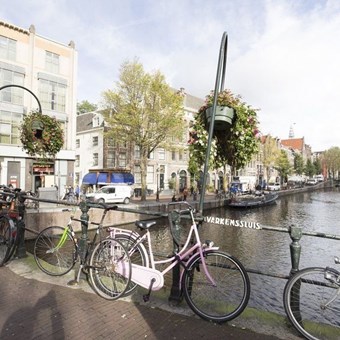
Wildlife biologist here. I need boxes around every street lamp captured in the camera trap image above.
[156,167,160,201]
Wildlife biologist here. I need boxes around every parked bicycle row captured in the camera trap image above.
[0,185,339,339]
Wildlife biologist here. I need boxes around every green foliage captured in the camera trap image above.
[168,177,176,190]
[275,150,292,182]
[323,147,340,178]
[77,100,97,114]
[189,89,260,173]
[304,159,315,177]
[313,158,322,175]
[101,59,185,200]
[20,110,64,160]
[293,153,305,175]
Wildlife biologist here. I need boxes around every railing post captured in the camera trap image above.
[15,192,27,258]
[67,198,89,286]
[289,225,302,275]
[78,199,89,263]
[168,210,182,304]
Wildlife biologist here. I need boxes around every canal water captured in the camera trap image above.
[201,187,340,315]
[129,187,340,316]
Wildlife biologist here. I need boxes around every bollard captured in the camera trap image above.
[289,225,302,275]
[168,210,182,304]
[15,192,27,258]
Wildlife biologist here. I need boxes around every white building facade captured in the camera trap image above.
[0,21,77,194]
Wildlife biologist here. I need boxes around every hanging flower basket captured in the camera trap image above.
[205,105,235,131]
[20,110,64,159]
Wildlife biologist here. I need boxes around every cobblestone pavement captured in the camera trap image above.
[0,255,294,340]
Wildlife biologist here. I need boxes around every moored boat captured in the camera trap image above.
[227,192,278,208]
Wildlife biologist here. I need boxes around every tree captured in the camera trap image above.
[262,135,280,181]
[293,153,304,175]
[77,100,97,114]
[304,159,315,178]
[323,147,340,178]
[101,60,185,201]
[275,150,292,183]
[313,158,322,175]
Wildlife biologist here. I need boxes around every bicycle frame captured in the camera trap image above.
[109,212,219,291]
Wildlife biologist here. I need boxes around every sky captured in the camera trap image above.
[1,0,340,151]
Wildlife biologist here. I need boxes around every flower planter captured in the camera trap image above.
[205,105,235,131]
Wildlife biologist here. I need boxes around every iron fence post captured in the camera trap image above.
[15,192,27,258]
[168,210,182,304]
[78,199,89,263]
[289,225,302,275]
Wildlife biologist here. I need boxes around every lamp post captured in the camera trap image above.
[156,167,160,201]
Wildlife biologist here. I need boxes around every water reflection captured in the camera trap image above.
[137,188,340,315]
[80,188,340,315]
[199,188,340,313]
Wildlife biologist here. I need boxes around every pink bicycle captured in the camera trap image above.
[108,202,250,323]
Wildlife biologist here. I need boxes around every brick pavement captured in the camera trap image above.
[0,257,287,340]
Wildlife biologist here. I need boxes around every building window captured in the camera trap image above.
[134,165,141,184]
[118,152,126,167]
[107,137,114,146]
[134,145,140,159]
[45,51,59,74]
[172,151,176,161]
[0,69,24,104]
[179,151,183,161]
[0,35,16,61]
[147,165,154,184]
[76,139,80,148]
[93,153,98,166]
[158,148,165,161]
[92,136,98,146]
[75,155,80,167]
[39,79,66,112]
[0,110,21,145]
[107,151,115,167]
[93,115,100,127]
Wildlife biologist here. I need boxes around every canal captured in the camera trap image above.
[127,187,340,316]
[201,187,340,315]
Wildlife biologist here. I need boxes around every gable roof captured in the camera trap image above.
[76,112,95,133]
[281,137,304,151]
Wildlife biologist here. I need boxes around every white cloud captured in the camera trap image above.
[1,0,339,150]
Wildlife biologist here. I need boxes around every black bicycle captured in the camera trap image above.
[33,201,131,300]
[0,186,23,266]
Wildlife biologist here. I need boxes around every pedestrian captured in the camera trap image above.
[183,187,188,201]
[75,185,80,200]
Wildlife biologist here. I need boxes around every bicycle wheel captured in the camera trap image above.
[89,238,131,300]
[283,267,340,340]
[5,219,19,263]
[182,250,250,323]
[113,233,148,295]
[34,226,77,276]
[0,216,15,266]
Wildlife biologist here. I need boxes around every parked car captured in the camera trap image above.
[267,183,281,191]
[86,185,133,204]
[315,175,324,182]
[306,178,318,186]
